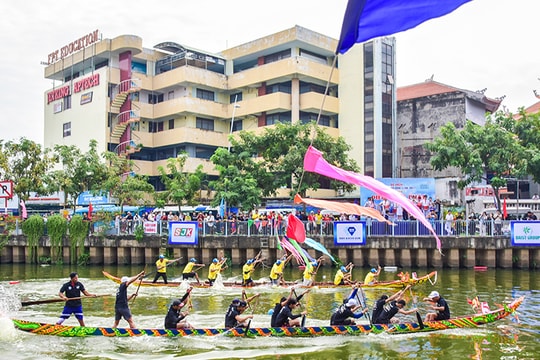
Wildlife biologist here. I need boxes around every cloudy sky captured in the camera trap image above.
[1,0,538,144]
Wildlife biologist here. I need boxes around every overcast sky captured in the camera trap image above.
[1,0,538,144]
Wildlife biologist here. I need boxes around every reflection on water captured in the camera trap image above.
[0,264,538,359]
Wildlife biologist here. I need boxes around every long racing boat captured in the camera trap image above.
[12,296,522,337]
[101,270,437,289]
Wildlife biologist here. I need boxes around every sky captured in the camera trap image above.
[1,0,539,144]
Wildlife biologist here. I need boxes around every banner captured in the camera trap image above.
[144,221,158,234]
[168,221,198,245]
[334,221,366,245]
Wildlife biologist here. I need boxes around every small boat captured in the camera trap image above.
[11,296,523,337]
[101,270,438,289]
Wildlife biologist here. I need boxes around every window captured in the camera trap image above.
[196,88,214,101]
[266,81,291,94]
[132,61,147,74]
[299,49,327,64]
[266,112,291,125]
[195,146,214,159]
[300,81,327,95]
[232,120,243,132]
[64,95,71,110]
[230,92,242,103]
[264,49,291,64]
[148,93,164,104]
[63,122,71,137]
[168,91,174,100]
[196,117,214,131]
[168,119,174,130]
[299,111,330,126]
[149,121,164,133]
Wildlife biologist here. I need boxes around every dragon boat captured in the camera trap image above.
[101,270,437,289]
[12,296,522,338]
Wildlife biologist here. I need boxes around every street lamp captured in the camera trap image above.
[228,95,240,152]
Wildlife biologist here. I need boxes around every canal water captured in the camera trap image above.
[0,264,538,360]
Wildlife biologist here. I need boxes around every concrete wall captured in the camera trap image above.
[1,234,538,269]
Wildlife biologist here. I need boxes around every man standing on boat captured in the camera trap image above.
[56,272,97,326]
[242,256,263,287]
[269,255,292,286]
[152,254,181,284]
[364,266,381,285]
[182,258,205,284]
[207,257,226,286]
[423,291,450,321]
[112,270,145,329]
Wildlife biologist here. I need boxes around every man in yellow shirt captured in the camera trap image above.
[334,263,354,286]
[364,266,381,285]
[269,255,292,286]
[182,258,205,284]
[302,260,319,286]
[152,255,180,284]
[207,257,226,286]
[242,257,262,287]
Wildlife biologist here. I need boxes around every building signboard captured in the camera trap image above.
[511,221,540,246]
[333,221,366,245]
[168,222,198,245]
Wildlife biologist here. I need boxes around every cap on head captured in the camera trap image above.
[238,300,248,307]
[190,258,197,263]
[69,272,78,279]
[213,258,218,263]
[312,261,318,267]
[370,268,377,273]
[428,291,440,299]
[247,259,254,265]
[231,298,241,306]
[121,276,129,283]
[340,265,347,273]
[159,254,165,259]
[172,300,182,307]
[276,260,282,265]
[346,298,358,308]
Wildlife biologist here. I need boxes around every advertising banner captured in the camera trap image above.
[511,221,540,246]
[144,221,158,234]
[360,177,435,205]
[168,221,198,245]
[334,221,366,245]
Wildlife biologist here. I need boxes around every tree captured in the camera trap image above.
[210,122,360,210]
[46,140,109,210]
[0,138,55,203]
[102,152,154,212]
[512,109,540,184]
[426,112,528,210]
[155,154,205,211]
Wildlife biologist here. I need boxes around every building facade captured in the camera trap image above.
[43,26,396,201]
[396,79,501,204]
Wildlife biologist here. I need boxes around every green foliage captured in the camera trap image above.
[0,138,55,203]
[21,215,44,263]
[78,251,90,266]
[134,224,144,242]
[426,111,529,210]
[156,154,205,209]
[102,151,155,210]
[47,214,68,263]
[46,140,109,211]
[68,215,88,264]
[210,122,359,210]
[38,256,51,265]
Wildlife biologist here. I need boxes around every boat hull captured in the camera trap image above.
[12,296,522,337]
[101,270,437,289]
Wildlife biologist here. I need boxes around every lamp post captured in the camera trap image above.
[224,95,240,222]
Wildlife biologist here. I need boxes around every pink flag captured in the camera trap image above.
[304,145,442,252]
[20,200,28,219]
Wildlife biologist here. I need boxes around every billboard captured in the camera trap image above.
[511,221,540,246]
[168,221,199,245]
[334,221,366,245]
[360,177,435,205]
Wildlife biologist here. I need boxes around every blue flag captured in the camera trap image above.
[337,0,473,54]
[218,198,225,218]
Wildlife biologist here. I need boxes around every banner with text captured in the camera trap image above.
[334,221,366,245]
[511,221,540,246]
[168,221,199,245]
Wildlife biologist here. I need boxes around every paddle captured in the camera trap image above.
[131,267,146,306]
[21,294,111,307]
[409,287,425,329]
[357,285,372,326]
